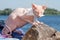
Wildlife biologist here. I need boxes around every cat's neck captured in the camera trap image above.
[26,8,34,16]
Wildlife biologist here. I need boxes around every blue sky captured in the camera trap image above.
[0,0,60,11]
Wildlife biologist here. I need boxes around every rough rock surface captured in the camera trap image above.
[55,31,60,40]
[22,22,60,40]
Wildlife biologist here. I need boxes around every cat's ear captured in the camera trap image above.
[32,4,37,10]
[42,5,47,10]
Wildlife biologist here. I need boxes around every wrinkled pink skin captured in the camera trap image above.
[2,4,46,38]
[0,34,12,38]
[0,34,6,38]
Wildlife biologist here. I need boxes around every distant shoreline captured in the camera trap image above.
[0,8,60,15]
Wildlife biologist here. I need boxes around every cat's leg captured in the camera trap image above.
[2,25,12,38]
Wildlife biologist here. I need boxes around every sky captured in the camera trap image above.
[0,0,60,11]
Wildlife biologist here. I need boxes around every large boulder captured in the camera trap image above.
[22,22,57,40]
[55,31,60,40]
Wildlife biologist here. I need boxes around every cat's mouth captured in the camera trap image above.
[38,14,45,17]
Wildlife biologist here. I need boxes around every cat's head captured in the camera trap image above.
[32,4,46,17]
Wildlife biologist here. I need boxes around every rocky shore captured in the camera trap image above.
[22,22,60,40]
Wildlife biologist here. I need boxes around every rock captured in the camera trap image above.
[55,31,60,40]
[38,37,56,40]
[22,22,57,40]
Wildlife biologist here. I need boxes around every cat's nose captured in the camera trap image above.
[38,12,44,17]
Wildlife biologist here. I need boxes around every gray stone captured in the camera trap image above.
[55,31,60,40]
[22,22,57,40]
[38,37,56,40]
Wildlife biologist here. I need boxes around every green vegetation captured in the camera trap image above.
[0,8,12,15]
[0,8,60,15]
[44,8,60,15]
